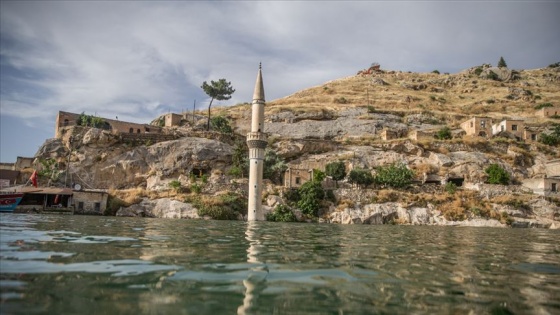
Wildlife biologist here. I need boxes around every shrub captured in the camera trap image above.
[548,62,560,68]
[486,70,500,81]
[201,174,208,184]
[485,164,510,185]
[432,70,440,74]
[474,67,483,76]
[198,205,238,220]
[445,182,457,194]
[266,204,297,222]
[334,97,348,104]
[194,193,247,220]
[373,163,414,189]
[263,149,287,184]
[191,183,202,194]
[435,126,452,140]
[348,168,374,188]
[210,116,233,134]
[534,102,554,110]
[312,169,326,182]
[169,180,182,192]
[367,105,376,113]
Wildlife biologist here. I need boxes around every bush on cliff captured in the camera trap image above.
[191,193,247,220]
[266,204,297,222]
[485,164,510,185]
[348,168,374,188]
[297,180,325,217]
[373,163,414,189]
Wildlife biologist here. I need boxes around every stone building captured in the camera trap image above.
[73,189,109,215]
[163,113,182,127]
[537,106,560,118]
[284,160,328,188]
[523,128,540,142]
[522,177,560,197]
[408,130,435,141]
[491,119,525,140]
[55,111,163,138]
[460,117,493,137]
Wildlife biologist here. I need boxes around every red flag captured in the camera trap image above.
[29,170,38,188]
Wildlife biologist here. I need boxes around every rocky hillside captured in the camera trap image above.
[32,63,560,227]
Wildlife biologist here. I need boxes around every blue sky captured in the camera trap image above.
[1,1,559,162]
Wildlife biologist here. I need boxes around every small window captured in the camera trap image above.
[137,129,141,133]
[64,119,69,126]
[481,121,486,128]
[531,134,537,141]
[512,125,518,131]
[145,128,150,133]
[470,122,473,128]
[78,202,84,210]
[552,183,557,192]
[94,202,100,212]
[501,125,504,132]
[295,177,301,185]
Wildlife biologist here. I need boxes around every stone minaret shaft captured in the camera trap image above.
[247,64,267,221]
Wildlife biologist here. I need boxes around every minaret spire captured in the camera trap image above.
[247,64,268,221]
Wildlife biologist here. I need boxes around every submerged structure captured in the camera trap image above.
[246,64,267,221]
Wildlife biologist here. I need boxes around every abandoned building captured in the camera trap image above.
[460,117,493,137]
[537,106,560,118]
[491,119,525,140]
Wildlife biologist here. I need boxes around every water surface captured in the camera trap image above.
[1,214,559,314]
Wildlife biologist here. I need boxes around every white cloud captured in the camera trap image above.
[1,1,559,162]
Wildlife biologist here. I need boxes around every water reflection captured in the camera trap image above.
[237,221,268,315]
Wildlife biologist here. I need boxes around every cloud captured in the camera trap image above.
[1,1,559,162]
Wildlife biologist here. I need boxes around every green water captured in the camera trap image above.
[1,214,559,314]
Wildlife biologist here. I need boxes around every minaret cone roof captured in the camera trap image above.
[252,63,265,102]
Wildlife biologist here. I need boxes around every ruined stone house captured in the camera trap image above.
[491,119,525,140]
[460,117,493,137]
[537,106,560,118]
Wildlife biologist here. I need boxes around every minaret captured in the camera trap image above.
[246,63,267,221]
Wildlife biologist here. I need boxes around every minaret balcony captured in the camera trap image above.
[246,132,268,149]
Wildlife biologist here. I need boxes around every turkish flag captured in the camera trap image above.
[30,170,38,188]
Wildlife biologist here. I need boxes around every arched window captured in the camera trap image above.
[63,119,69,126]
[137,129,141,133]
[129,128,133,133]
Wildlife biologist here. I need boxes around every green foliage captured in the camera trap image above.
[498,56,508,68]
[158,117,165,127]
[373,163,414,189]
[474,67,483,76]
[38,158,61,180]
[539,124,560,146]
[549,62,560,68]
[348,168,374,188]
[227,166,242,177]
[231,141,249,178]
[201,78,236,131]
[485,164,510,185]
[325,189,336,203]
[76,112,107,129]
[190,183,202,194]
[334,97,348,104]
[201,174,208,184]
[198,205,238,220]
[284,189,300,204]
[297,180,324,217]
[210,116,233,134]
[263,149,287,184]
[486,70,499,81]
[169,180,182,192]
[325,161,346,186]
[432,70,440,74]
[435,126,452,140]
[312,169,326,182]
[266,204,297,222]
[367,105,376,113]
[193,193,246,220]
[534,102,554,110]
[445,182,457,195]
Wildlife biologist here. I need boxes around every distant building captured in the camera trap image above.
[163,113,182,127]
[73,189,109,215]
[522,177,560,197]
[537,106,560,118]
[492,119,525,140]
[408,130,435,141]
[284,159,328,188]
[460,117,492,137]
[523,128,540,142]
[55,111,163,138]
[381,129,398,141]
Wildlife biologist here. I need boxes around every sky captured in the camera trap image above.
[1,1,559,163]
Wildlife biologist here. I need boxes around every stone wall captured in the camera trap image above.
[537,107,560,117]
[73,190,108,215]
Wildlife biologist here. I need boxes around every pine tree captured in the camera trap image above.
[498,56,508,68]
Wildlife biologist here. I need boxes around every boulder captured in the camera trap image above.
[116,198,199,219]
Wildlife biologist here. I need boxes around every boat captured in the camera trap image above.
[0,192,24,212]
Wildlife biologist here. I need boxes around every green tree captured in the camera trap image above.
[297,180,324,217]
[325,161,346,187]
[231,141,249,178]
[436,126,452,140]
[210,116,233,134]
[312,169,325,182]
[498,56,508,68]
[263,149,287,185]
[373,163,414,189]
[348,168,374,188]
[201,79,235,131]
[485,164,510,185]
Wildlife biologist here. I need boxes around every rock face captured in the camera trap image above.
[69,136,232,189]
[117,198,199,219]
